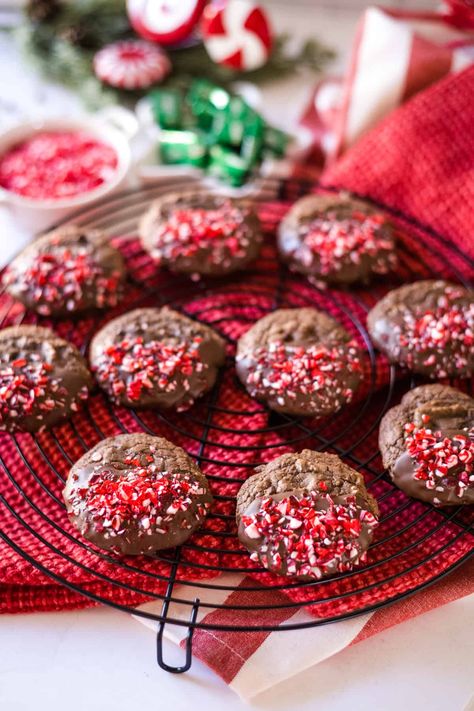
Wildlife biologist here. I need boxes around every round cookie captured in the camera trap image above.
[236,450,379,579]
[235,307,364,417]
[64,433,213,554]
[3,225,126,317]
[277,194,397,285]
[379,384,474,506]
[0,325,92,432]
[90,306,226,410]
[367,280,474,378]
[139,190,262,277]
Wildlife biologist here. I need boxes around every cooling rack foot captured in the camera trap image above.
[156,598,200,674]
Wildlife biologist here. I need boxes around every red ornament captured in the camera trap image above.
[201,0,273,71]
[93,40,171,90]
[127,0,207,45]
[442,0,474,29]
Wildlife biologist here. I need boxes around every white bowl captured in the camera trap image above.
[0,107,138,232]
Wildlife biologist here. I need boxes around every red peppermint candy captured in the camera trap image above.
[151,203,251,265]
[301,210,396,276]
[67,459,209,538]
[202,0,273,71]
[0,131,117,200]
[404,417,474,500]
[397,287,474,376]
[0,355,88,428]
[94,40,171,90]
[239,340,362,411]
[127,0,206,45]
[94,335,205,404]
[241,492,378,578]
[4,246,122,316]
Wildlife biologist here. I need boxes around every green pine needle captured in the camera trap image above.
[12,2,335,109]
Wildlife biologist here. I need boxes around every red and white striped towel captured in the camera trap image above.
[300,5,474,163]
[134,561,473,699]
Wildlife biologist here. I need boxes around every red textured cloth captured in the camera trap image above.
[324,65,474,260]
[1,67,473,622]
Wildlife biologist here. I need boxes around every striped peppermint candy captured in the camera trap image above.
[93,40,171,90]
[127,0,206,45]
[201,0,273,71]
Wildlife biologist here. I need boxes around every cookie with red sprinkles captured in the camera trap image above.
[90,306,226,410]
[235,307,364,417]
[3,225,126,317]
[140,191,262,278]
[236,450,379,579]
[64,433,212,554]
[277,193,397,285]
[367,280,474,378]
[379,384,474,506]
[0,325,92,432]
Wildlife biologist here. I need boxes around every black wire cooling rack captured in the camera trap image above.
[0,176,473,674]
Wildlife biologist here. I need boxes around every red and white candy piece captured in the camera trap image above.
[127,0,206,45]
[201,0,273,71]
[93,40,171,90]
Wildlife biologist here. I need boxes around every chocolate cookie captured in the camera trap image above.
[277,194,397,285]
[0,325,92,432]
[367,280,474,378]
[3,225,126,317]
[64,433,213,554]
[236,450,379,579]
[90,307,226,410]
[235,308,363,417]
[379,384,474,506]
[139,191,262,277]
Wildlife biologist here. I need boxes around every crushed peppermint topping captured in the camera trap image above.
[396,288,474,376]
[241,492,377,578]
[93,335,205,405]
[67,457,209,539]
[0,353,88,427]
[152,203,251,266]
[4,245,122,315]
[298,210,395,276]
[0,131,117,200]
[404,416,474,499]
[238,340,362,411]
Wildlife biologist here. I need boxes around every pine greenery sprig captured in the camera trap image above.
[14,0,334,109]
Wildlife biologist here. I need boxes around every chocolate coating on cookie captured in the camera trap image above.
[379,384,474,506]
[277,194,397,285]
[3,225,126,317]
[140,191,262,277]
[64,433,212,554]
[236,450,379,578]
[90,307,226,410]
[235,308,363,417]
[0,325,92,432]
[367,280,474,378]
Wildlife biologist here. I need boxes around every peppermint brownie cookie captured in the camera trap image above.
[139,191,262,277]
[235,308,363,417]
[3,225,126,317]
[90,307,226,410]
[367,280,474,378]
[379,384,474,506]
[0,325,92,432]
[236,450,379,579]
[277,194,397,285]
[64,433,213,554]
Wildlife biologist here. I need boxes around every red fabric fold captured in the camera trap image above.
[324,65,474,259]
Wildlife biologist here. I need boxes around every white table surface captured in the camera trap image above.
[0,4,473,710]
